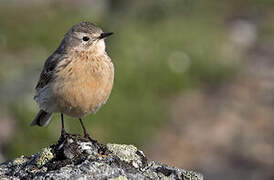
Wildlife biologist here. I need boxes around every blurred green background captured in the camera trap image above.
[0,0,274,179]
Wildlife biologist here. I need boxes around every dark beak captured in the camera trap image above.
[99,32,114,39]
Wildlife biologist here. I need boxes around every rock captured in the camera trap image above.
[0,134,203,180]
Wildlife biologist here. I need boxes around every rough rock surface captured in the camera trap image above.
[0,134,203,180]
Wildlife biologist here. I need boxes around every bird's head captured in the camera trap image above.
[60,22,113,54]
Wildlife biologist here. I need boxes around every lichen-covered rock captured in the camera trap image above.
[0,134,203,180]
[35,147,54,168]
[106,144,146,169]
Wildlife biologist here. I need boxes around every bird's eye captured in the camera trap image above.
[82,36,90,41]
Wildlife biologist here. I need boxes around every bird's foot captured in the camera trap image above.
[84,133,97,144]
[61,129,68,136]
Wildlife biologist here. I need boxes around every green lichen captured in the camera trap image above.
[182,171,203,180]
[109,175,128,180]
[35,147,54,168]
[13,155,28,165]
[1,178,10,180]
[106,144,143,168]
[161,177,176,180]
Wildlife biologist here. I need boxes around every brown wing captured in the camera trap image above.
[35,52,67,90]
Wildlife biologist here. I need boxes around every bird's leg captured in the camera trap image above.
[61,113,67,136]
[79,118,96,143]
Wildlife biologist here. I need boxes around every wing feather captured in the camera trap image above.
[35,52,67,90]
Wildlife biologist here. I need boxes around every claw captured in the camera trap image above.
[84,133,97,144]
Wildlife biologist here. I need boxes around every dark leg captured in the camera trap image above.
[61,113,67,136]
[79,118,96,142]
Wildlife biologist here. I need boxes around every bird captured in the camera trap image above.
[30,22,114,140]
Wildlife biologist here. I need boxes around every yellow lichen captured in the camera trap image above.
[35,147,54,168]
[182,171,204,180]
[106,144,144,169]
[13,155,28,165]
[107,144,139,162]
[109,175,128,180]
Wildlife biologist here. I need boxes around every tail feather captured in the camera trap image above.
[31,110,52,127]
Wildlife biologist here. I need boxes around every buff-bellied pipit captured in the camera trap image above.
[31,22,114,140]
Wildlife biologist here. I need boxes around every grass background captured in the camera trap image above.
[0,0,273,160]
